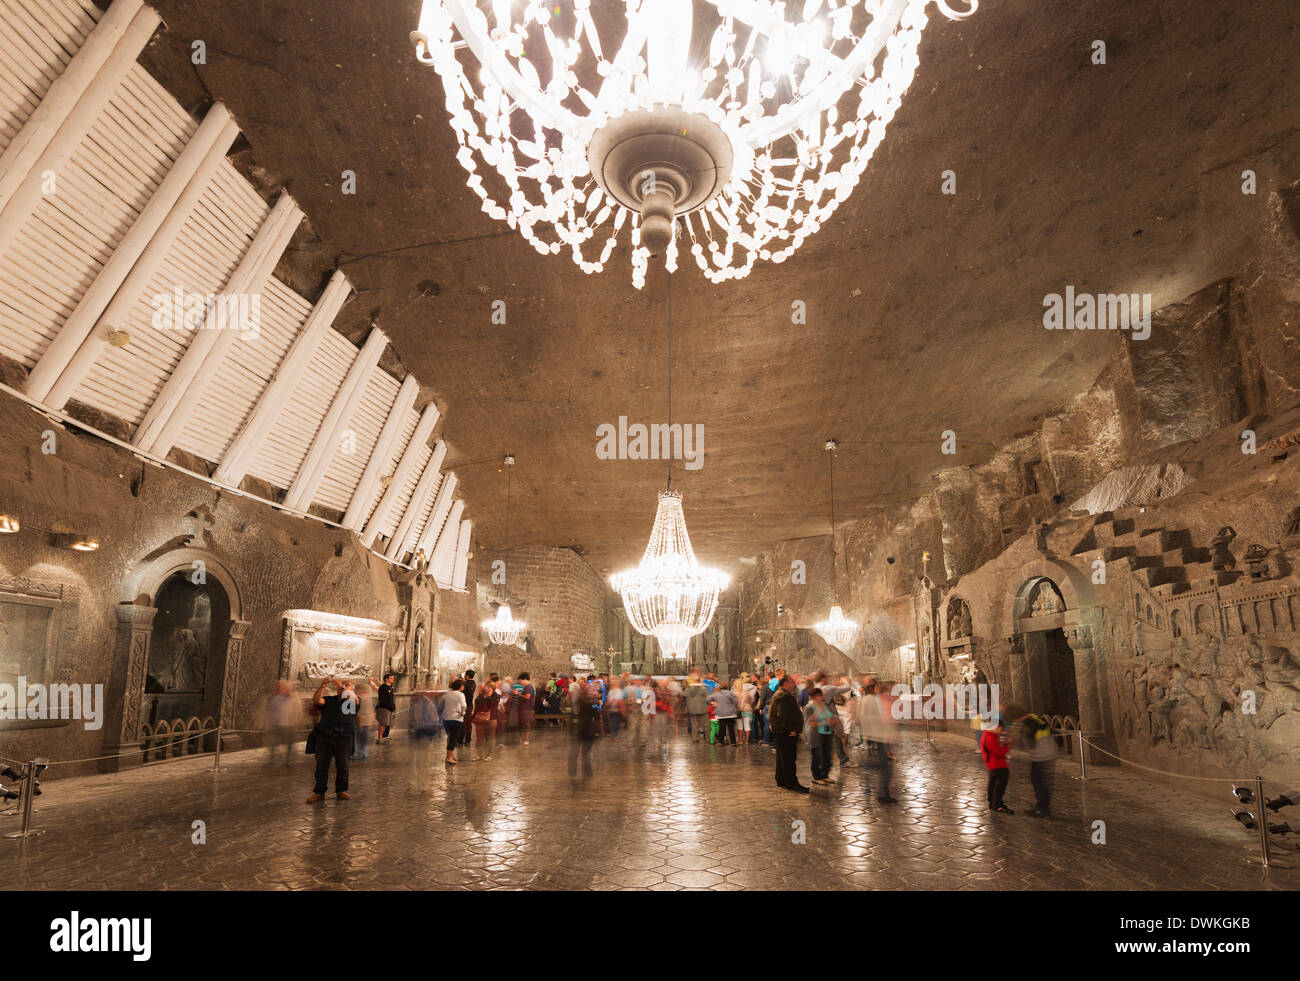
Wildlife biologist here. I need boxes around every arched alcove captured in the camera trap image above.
[104,548,251,769]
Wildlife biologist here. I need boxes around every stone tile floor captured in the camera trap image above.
[2,727,1294,890]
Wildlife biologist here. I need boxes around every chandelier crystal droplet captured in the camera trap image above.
[411,0,978,288]
[611,491,730,659]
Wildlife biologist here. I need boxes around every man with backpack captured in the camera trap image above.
[1015,709,1056,817]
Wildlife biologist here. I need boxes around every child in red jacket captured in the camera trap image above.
[980,719,1014,814]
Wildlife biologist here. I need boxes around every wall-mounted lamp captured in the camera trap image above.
[54,533,99,551]
[0,514,19,533]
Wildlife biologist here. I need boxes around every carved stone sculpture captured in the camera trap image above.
[1210,526,1237,570]
[1031,582,1062,617]
[948,600,972,639]
[1243,543,1271,582]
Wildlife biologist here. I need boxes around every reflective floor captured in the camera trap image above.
[3,727,1293,890]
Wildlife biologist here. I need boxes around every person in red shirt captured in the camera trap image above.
[980,716,1014,814]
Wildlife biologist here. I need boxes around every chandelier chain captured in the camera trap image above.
[666,272,672,492]
[829,447,837,601]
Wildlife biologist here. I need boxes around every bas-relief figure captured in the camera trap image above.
[1116,629,1300,768]
[1244,543,1271,582]
[154,627,204,691]
[1210,526,1237,571]
[948,599,971,639]
[1030,581,1062,617]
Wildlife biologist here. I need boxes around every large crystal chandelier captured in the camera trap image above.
[484,603,526,647]
[814,438,858,649]
[610,274,728,658]
[481,454,528,647]
[612,490,730,659]
[411,0,978,288]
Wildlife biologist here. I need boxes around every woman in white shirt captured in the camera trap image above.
[441,679,467,765]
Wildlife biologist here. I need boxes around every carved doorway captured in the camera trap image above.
[1023,628,1080,721]
[1011,576,1079,724]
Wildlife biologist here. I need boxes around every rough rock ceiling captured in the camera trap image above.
[139,0,1300,579]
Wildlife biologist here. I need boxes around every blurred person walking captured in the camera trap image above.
[515,673,535,744]
[803,688,838,784]
[568,682,601,780]
[472,680,500,761]
[684,676,709,741]
[1015,708,1054,817]
[857,679,898,803]
[625,676,649,748]
[260,680,303,767]
[604,679,625,737]
[497,675,513,749]
[408,690,442,790]
[351,683,374,760]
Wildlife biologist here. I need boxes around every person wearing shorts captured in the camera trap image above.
[370,672,397,742]
[738,678,757,745]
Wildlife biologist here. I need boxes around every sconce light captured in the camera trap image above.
[54,533,99,551]
[106,329,130,347]
[0,514,19,533]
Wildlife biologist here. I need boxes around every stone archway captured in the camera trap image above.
[102,548,251,770]
[1003,557,1113,755]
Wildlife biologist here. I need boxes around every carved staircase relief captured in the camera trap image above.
[1058,505,1300,775]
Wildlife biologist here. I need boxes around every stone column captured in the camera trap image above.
[217,619,252,752]
[1067,609,1115,757]
[101,602,156,772]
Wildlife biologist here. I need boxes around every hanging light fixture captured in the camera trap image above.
[611,276,729,659]
[815,438,857,649]
[410,0,979,289]
[481,454,528,647]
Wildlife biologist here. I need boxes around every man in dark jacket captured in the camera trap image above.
[769,675,808,793]
[759,671,777,746]
[307,677,358,802]
[461,670,477,746]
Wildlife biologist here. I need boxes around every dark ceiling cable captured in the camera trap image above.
[835,438,1000,449]
[336,229,516,266]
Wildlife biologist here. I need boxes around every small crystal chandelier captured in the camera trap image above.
[612,491,730,659]
[610,275,728,658]
[815,438,857,649]
[481,454,527,647]
[411,0,978,288]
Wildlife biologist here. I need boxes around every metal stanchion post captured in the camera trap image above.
[4,761,44,839]
[1256,775,1271,869]
[210,725,224,771]
[1077,731,1087,781]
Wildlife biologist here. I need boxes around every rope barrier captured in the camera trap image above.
[42,727,223,767]
[1079,736,1244,784]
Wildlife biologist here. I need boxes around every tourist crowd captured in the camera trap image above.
[283,667,1056,818]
